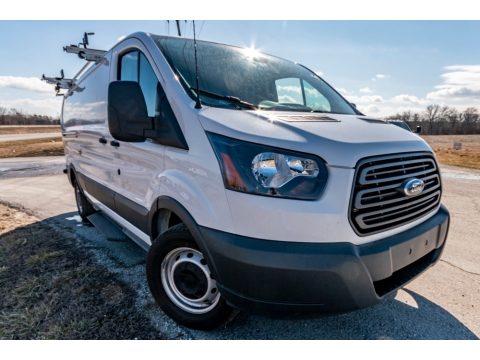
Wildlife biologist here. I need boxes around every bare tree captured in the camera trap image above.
[384,105,480,135]
[424,104,441,134]
[461,107,479,134]
[0,107,7,125]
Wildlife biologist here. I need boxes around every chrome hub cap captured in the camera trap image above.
[161,247,220,314]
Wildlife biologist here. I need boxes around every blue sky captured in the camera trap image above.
[0,20,479,117]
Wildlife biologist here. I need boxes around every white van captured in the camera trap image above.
[61,32,450,330]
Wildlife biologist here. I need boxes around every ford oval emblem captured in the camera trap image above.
[402,178,425,197]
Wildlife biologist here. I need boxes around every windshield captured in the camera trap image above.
[154,36,357,115]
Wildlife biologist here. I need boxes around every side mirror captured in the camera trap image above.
[415,126,422,134]
[108,81,152,142]
[350,102,357,108]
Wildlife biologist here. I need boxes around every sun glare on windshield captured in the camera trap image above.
[241,46,264,61]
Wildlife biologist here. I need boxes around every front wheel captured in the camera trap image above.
[146,224,235,330]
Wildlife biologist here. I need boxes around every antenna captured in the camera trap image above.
[193,20,202,109]
[175,20,182,36]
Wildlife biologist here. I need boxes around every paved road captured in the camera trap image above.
[0,156,66,179]
[0,156,478,339]
[0,132,61,142]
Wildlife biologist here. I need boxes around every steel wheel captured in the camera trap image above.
[161,247,220,315]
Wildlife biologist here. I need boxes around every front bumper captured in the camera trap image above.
[198,205,450,315]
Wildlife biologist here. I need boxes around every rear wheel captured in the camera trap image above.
[146,223,234,330]
[74,178,95,222]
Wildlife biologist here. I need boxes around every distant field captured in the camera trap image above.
[0,126,61,135]
[422,135,480,170]
[0,138,64,158]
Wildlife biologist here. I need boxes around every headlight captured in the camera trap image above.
[207,132,328,200]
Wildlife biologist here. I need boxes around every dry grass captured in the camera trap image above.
[0,203,161,339]
[0,126,60,135]
[0,138,64,158]
[422,135,480,170]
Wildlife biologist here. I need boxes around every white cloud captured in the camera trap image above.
[346,94,384,104]
[391,94,426,105]
[344,93,429,117]
[0,97,62,116]
[0,76,54,94]
[277,85,301,94]
[342,65,480,117]
[359,87,373,93]
[371,73,390,82]
[278,95,298,103]
[363,105,380,114]
[426,65,480,101]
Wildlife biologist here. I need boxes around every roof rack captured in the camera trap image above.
[41,32,107,96]
[63,32,106,63]
[41,69,74,96]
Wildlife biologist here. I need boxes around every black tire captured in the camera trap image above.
[146,223,235,330]
[73,178,96,222]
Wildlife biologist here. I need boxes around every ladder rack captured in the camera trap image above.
[41,70,74,96]
[41,32,107,96]
[63,45,107,63]
[63,32,106,63]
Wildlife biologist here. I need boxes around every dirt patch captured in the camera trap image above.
[0,138,64,158]
[422,135,480,170]
[0,126,60,135]
[0,203,161,339]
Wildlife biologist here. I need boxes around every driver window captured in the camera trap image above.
[119,50,158,117]
[275,77,332,112]
[275,78,303,105]
[303,80,331,112]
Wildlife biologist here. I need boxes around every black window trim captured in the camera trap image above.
[115,46,189,151]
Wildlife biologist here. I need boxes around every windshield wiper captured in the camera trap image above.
[191,88,258,110]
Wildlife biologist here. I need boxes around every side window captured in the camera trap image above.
[120,51,138,82]
[275,78,303,104]
[304,80,331,112]
[275,77,332,112]
[139,53,158,117]
[119,50,157,117]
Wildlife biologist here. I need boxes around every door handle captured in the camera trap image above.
[110,140,120,147]
[98,137,107,144]
[62,131,78,138]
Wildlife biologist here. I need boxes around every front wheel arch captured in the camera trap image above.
[148,196,220,281]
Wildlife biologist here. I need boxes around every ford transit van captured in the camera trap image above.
[61,32,450,329]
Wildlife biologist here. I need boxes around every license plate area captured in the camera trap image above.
[390,225,439,273]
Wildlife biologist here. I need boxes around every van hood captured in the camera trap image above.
[198,107,432,168]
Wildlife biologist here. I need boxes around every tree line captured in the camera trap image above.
[385,105,480,135]
[1,104,479,134]
[0,107,60,125]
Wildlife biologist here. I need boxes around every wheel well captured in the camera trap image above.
[153,209,184,238]
[69,167,77,187]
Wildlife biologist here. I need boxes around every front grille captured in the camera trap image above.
[350,152,441,235]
